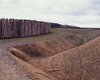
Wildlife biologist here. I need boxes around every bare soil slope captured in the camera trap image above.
[11,39,76,58]
[0,49,33,80]
[11,36,100,80]
[0,28,100,80]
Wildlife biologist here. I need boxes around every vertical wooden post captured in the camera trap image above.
[28,20,32,36]
[2,19,6,38]
[45,23,47,34]
[9,19,13,38]
[48,23,51,33]
[25,20,29,37]
[37,22,41,35]
[35,21,38,35]
[36,21,39,35]
[13,19,18,37]
[35,21,37,35]
[16,19,20,37]
[7,19,11,38]
[31,20,34,36]
[0,19,2,38]
[42,22,45,34]
[21,20,25,37]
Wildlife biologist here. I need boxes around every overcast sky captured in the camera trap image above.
[0,0,100,28]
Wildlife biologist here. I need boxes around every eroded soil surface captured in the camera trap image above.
[0,28,100,80]
[11,36,100,80]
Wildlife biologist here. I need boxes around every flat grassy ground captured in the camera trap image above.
[0,28,100,49]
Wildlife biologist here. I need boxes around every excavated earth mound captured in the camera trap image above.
[11,39,76,58]
[11,37,100,80]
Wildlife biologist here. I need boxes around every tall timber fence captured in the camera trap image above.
[0,18,51,39]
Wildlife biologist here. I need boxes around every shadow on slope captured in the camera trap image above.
[10,39,76,59]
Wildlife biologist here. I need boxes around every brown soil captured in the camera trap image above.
[0,49,32,80]
[11,36,100,80]
[11,39,76,58]
[0,28,100,80]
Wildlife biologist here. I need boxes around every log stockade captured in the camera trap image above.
[0,18,51,39]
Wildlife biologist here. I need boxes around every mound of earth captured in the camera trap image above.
[11,39,76,58]
[11,36,100,80]
[0,49,33,80]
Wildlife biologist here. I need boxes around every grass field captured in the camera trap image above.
[0,28,100,49]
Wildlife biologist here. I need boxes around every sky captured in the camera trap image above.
[0,0,100,28]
